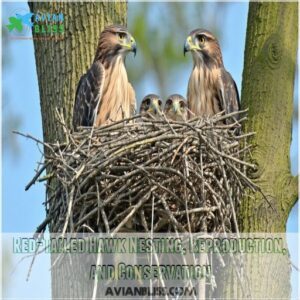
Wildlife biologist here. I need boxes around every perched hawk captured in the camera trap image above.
[184,29,240,119]
[164,94,188,121]
[139,94,163,119]
[72,25,137,129]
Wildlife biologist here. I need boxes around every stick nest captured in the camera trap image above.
[27,110,259,234]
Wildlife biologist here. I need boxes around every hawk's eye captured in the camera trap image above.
[118,32,127,40]
[166,99,172,107]
[158,99,162,107]
[180,101,186,109]
[145,98,151,107]
[198,35,206,44]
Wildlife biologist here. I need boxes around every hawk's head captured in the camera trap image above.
[184,29,223,67]
[95,25,137,64]
[140,94,163,119]
[164,94,188,122]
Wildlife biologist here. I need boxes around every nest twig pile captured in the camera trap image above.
[24,110,259,234]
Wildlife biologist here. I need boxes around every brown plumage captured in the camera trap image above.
[72,25,137,130]
[164,94,188,121]
[184,29,240,120]
[139,94,163,119]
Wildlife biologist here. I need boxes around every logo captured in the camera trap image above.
[6,10,65,40]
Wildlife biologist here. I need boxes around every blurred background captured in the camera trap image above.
[2,1,298,299]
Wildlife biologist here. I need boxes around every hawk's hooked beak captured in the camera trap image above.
[121,36,137,57]
[173,101,181,114]
[132,42,137,57]
[130,37,137,57]
[184,35,200,56]
[149,99,162,115]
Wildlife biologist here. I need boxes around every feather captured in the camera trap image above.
[128,83,137,116]
[219,69,240,116]
[94,56,134,126]
[72,61,104,129]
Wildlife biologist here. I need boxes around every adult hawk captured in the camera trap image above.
[139,94,163,119]
[184,29,240,119]
[164,94,188,121]
[72,25,137,130]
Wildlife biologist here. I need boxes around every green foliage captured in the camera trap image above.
[127,2,227,102]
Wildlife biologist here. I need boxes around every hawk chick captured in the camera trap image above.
[164,94,188,122]
[139,94,163,119]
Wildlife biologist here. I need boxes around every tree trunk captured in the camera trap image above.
[241,2,298,232]
[217,2,298,299]
[29,2,127,298]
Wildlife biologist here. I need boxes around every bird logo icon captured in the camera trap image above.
[16,13,34,27]
[6,13,33,33]
[6,16,23,32]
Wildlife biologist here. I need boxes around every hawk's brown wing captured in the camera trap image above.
[72,61,104,130]
[128,82,136,116]
[219,69,240,116]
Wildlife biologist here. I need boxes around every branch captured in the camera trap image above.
[25,163,48,191]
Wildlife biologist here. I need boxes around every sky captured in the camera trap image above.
[1,1,298,299]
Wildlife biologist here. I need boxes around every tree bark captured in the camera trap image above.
[241,2,298,232]
[29,2,127,298]
[216,2,298,299]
